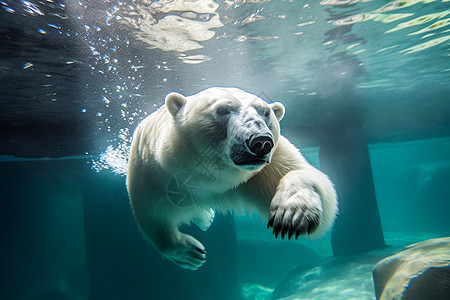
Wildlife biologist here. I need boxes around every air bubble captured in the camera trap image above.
[2,6,15,13]
[23,62,33,69]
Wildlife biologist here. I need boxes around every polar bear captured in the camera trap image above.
[127,87,337,270]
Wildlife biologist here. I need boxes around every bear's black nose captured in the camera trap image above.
[247,135,274,156]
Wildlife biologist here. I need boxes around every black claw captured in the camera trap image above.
[267,216,274,229]
[273,220,282,235]
[274,228,280,238]
[292,213,303,230]
[288,230,294,240]
[306,224,312,235]
[196,247,206,254]
[295,224,307,239]
[307,219,319,235]
[280,227,288,240]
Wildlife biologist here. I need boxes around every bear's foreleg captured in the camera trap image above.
[267,168,337,239]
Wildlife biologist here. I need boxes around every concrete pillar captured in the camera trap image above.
[319,115,385,256]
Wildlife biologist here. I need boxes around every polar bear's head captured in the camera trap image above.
[165,87,285,173]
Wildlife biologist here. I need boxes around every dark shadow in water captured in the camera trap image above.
[82,169,240,300]
[0,159,87,300]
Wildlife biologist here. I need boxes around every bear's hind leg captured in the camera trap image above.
[140,218,207,270]
[161,232,207,270]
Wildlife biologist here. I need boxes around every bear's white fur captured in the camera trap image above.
[127,87,337,270]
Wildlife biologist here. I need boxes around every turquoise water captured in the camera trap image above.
[1,0,449,299]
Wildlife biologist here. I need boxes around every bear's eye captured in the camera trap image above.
[257,107,270,118]
[254,106,271,118]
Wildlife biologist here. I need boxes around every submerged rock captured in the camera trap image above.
[373,237,450,300]
[272,251,389,300]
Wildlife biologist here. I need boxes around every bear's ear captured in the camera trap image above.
[270,102,285,121]
[165,92,187,117]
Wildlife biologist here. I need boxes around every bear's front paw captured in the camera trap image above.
[162,233,207,270]
[267,185,323,240]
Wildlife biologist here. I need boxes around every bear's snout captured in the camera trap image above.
[246,134,274,156]
[230,133,274,169]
